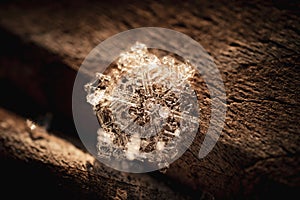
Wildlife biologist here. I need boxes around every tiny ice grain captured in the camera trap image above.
[85,42,199,170]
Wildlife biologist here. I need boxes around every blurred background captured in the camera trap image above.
[0,0,299,199]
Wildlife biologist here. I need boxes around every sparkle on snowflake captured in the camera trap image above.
[85,42,199,169]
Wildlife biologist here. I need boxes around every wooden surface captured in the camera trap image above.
[0,0,299,199]
[0,108,193,199]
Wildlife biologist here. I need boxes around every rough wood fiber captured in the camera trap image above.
[0,0,299,198]
[0,108,190,200]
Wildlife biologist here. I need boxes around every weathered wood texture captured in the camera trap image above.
[0,0,299,199]
[0,108,192,200]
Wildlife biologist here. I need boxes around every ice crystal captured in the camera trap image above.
[85,42,198,169]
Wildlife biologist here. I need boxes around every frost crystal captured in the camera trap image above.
[85,42,199,169]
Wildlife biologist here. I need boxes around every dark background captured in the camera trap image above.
[0,0,299,199]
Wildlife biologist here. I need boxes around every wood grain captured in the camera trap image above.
[0,108,191,199]
[0,0,299,198]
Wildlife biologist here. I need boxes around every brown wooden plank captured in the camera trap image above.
[0,108,192,199]
[0,0,299,198]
